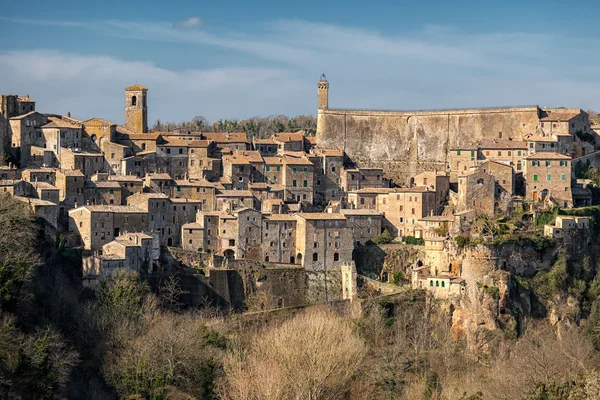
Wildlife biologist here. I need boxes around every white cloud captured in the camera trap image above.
[1,17,600,124]
[173,16,202,29]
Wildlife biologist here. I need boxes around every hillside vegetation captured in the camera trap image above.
[1,194,600,399]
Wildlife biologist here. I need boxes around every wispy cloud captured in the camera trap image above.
[1,16,600,122]
[173,16,202,29]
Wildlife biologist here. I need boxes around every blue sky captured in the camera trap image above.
[1,0,599,125]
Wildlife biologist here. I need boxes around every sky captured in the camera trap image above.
[1,0,599,126]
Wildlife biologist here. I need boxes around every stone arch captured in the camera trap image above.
[296,253,302,264]
[312,252,318,262]
[224,249,235,260]
[167,237,172,246]
[132,95,137,106]
[333,252,339,261]
[290,256,295,264]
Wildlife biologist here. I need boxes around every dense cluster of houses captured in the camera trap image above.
[0,85,597,294]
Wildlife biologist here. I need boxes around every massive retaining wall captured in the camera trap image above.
[316,106,541,184]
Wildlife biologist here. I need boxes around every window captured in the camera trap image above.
[436,280,439,287]
[303,180,308,187]
[457,150,461,156]
[303,167,308,172]
[485,151,490,156]
[470,150,475,158]
[293,167,297,173]
[360,198,365,205]
[276,166,280,171]
[530,143,534,149]
[179,148,183,154]
[131,96,137,106]
[229,239,235,246]
[533,174,538,182]
[547,174,551,181]
[292,180,297,187]
[441,281,445,288]
[333,253,339,261]
[546,161,551,167]
[266,166,270,172]
[498,151,502,156]
[561,174,566,181]
[312,253,318,262]
[430,280,433,287]
[109,189,114,195]
[560,161,567,167]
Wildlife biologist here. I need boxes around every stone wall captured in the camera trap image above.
[316,107,541,185]
[353,243,421,280]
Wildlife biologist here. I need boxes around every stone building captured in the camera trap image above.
[262,214,298,263]
[523,152,572,207]
[340,209,382,246]
[457,170,495,217]
[124,84,148,134]
[449,144,478,182]
[478,139,528,172]
[84,176,121,205]
[59,148,104,178]
[273,132,305,153]
[202,132,250,152]
[478,160,515,197]
[68,205,148,250]
[308,147,344,205]
[215,190,254,211]
[376,187,437,238]
[171,179,216,210]
[412,170,450,213]
[108,175,144,204]
[282,154,314,204]
[544,215,590,239]
[294,212,353,271]
[181,222,204,251]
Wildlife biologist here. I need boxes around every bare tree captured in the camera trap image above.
[219,307,367,400]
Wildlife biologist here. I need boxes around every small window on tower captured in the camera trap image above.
[132,96,137,106]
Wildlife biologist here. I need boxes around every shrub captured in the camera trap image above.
[456,235,471,249]
[403,236,424,246]
[372,229,394,245]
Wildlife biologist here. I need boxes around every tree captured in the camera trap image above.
[220,307,367,400]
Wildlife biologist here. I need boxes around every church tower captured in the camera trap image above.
[318,74,329,110]
[125,84,148,134]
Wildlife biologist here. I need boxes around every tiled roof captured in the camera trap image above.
[41,117,82,129]
[188,140,212,147]
[9,111,39,120]
[273,132,304,142]
[17,95,34,102]
[58,169,85,177]
[216,190,253,197]
[263,156,283,165]
[540,111,580,122]
[84,117,117,126]
[340,209,382,216]
[524,152,572,160]
[73,205,146,213]
[124,84,148,91]
[146,173,172,180]
[202,132,248,143]
[282,154,313,166]
[295,212,346,220]
[527,135,557,143]
[109,175,143,182]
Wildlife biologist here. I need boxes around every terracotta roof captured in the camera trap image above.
[524,152,572,160]
[540,111,580,122]
[33,182,58,190]
[146,173,172,180]
[282,154,313,166]
[349,188,396,194]
[450,144,478,151]
[173,179,215,187]
[263,156,283,165]
[305,136,317,145]
[58,169,85,176]
[265,214,296,221]
[188,140,212,148]
[234,150,263,163]
[117,232,153,241]
[313,147,344,157]
[216,190,253,197]
[340,209,382,216]
[479,139,528,149]
[295,212,346,221]
[84,117,117,126]
[109,175,143,182]
[41,116,82,129]
[17,95,34,103]
[73,205,146,213]
[248,182,269,190]
[182,222,203,229]
[273,132,304,142]
[161,138,190,147]
[0,180,21,186]
[528,136,557,143]
[268,184,284,191]
[202,132,248,143]
[124,84,148,91]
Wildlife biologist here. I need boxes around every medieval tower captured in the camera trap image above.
[124,84,148,134]
[318,74,329,110]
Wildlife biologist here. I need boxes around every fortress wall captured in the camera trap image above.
[316,107,541,184]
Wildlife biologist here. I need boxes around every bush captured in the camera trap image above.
[372,229,394,245]
[403,236,424,246]
[393,272,404,285]
[456,235,471,249]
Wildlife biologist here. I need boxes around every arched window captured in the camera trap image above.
[141,143,146,151]
[430,280,433,287]
[265,256,269,262]
[333,252,339,261]
[441,281,445,288]
[132,95,137,106]
[436,280,439,287]
[312,253,318,262]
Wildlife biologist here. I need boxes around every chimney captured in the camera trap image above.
[67,112,71,118]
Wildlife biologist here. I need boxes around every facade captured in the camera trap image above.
[523,152,572,207]
[457,170,496,217]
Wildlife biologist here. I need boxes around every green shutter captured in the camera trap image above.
[457,150,461,156]
[533,174,538,182]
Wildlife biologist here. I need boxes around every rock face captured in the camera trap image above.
[316,107,541,185]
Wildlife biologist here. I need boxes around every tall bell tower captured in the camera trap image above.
[318,74,329,110]
[125,84,148,134]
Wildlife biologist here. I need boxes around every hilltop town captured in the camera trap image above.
[2,76,600,398]
[1,77,598,300]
